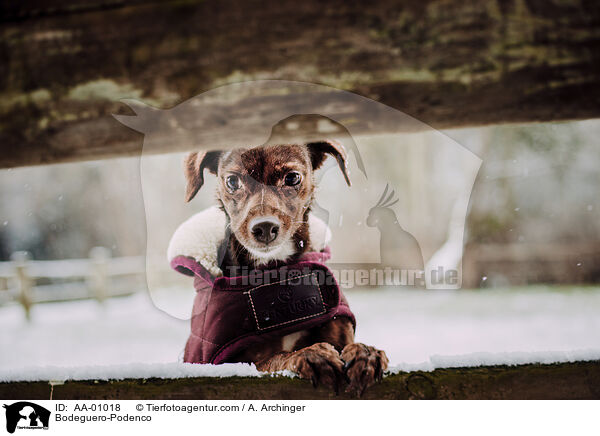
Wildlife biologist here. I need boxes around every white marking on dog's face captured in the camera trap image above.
[215,145,315,266]
[246,238,296,264]
[248,216,280,232]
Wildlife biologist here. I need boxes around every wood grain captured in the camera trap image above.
[1,0,599,167]
[2,361,599,399]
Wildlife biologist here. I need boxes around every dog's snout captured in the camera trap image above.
[251,221,279,244]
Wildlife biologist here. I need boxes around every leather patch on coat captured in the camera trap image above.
[246,272,326,331]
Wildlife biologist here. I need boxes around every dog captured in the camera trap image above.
[183,140,388,395]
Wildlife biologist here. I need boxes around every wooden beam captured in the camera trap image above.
[1,361,600,399]
[1,0,600,168]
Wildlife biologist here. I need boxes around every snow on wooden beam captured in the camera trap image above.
[1,361,599,400]
[1,0,600,168]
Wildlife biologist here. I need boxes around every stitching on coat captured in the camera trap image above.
[245,272,326,331]
[188,331,222,347]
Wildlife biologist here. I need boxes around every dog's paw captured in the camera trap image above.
[287,342,346,394]
[341,343,389,397]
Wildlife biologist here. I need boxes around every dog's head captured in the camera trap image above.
[184,141,350,263]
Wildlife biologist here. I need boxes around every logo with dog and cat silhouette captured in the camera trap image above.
[115,80,481,317]
[3,402,50,434]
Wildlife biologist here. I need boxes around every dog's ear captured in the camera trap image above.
[306,140,351,186]
[184,151,221,202]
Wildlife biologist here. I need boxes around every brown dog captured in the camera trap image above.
[184,140,388,395]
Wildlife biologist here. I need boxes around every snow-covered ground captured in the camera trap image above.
[1,286,600,381]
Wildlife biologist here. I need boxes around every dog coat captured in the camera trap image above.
[168,207,355,364]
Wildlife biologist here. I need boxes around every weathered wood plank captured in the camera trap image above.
[1,0,600,168]
[2,361,599,400]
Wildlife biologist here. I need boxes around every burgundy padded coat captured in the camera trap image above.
[171,248,355,364]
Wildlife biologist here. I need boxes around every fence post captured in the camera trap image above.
[11,251,32,321]
[89,247,110,304]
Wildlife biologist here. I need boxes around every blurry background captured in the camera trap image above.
[2,120,599,284]
[1,0,600,372]
[1,120,600,370]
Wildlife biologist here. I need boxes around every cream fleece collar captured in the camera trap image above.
[167,206,331,277]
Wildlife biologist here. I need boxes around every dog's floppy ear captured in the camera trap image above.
[307,140,351,186]
[184,151,221,202]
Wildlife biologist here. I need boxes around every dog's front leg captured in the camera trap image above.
[341,343,389,397]
[256,342,346,394]
[314,317,388,396]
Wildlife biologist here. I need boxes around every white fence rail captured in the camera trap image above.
[0,248,145,320]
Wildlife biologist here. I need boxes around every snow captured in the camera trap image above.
[388,349,600,374]
[0,362,263,383]
[1,285,600,381]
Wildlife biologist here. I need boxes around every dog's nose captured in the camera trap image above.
[252,221,279,244]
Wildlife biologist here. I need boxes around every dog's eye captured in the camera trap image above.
[225,175,241,191]
[284,171,302,187]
